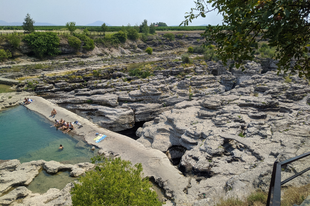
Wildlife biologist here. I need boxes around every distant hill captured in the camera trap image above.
[0,20,56,26]
[86,21,111,26]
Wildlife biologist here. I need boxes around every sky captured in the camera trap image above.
[0,0,223,26]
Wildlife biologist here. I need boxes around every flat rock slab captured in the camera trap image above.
[25,96,190,203]
[0,77,19,85]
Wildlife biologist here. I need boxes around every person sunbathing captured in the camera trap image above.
[51,108,57,117]
[60,121,69,130]
[63,122,74,133]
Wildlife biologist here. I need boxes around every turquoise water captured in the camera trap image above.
[0,106,97,164]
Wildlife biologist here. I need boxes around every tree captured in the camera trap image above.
[150,23,156,34]
[127,27,139,41]
[157,22,168,27]
[140,19,149,35]
[71,156,161,206]
[23,32,60,58]
[113,30,127,43]
[101,23,108,37]
[66,22,76,34]
[183,0,310,77]
[22,13,35,33]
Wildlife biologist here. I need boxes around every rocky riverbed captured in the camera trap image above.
[1,33,310,205]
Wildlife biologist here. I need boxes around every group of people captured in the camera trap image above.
[54,118,74,133]
[23,98,33,105]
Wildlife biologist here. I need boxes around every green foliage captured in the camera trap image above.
[188,46,194,53]
[95,36,120,47]
[140,19,149,35]
[23,32,60,58]
[258,43,276,59]
[66,22,76,34]
[113,30,127,43]
[238,132,245,137]
[247,191,267,205]
[7,33,21,49]
[182,54,192,63]
[141,34,148,42]
[0,49,12,61]
[183,0,310,78]
[129,64,154,79]
[82,28,90,36]
[204,45,219,61]
[163,33,175,41]
[284,76,292,83]
[149,23,156,34]
[73,33,94,50]
[157,22,168,27]
[71,156,161,206]
[127,28,139,41]
[101,23,108,36]
[22,13,35,33]
[193,46,206,54]
[145,47,153,55]
[68,36,81,51]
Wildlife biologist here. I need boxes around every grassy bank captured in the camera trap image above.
[0,84,14,93]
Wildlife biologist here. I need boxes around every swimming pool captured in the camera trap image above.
[0,106,98,164]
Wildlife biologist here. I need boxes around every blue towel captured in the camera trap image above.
[95,135,107,143]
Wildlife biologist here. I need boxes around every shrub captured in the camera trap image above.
[141,34,148,42]
[7,33,21,49]
[127,28,139,41]
[0,49,12,61]
[71,156,161,206]
[258,43,276,59]
[23,32,60,58]
[68,36,81,51]
[129,64,153,78]
[145,47,153,55]
[193,46,206,54]
[95,36,120,47]
[182,54,192,63]
[204,47,219,61]
[73,33,95,50]
[113,30,127,43]
[163,33,175,41]
[188,46,194,53]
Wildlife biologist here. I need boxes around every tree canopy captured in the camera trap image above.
[71,156,161,206]
[22,13,35,33]
[183,0,310,77]
[101,23,108,36]
[66,22,76,34]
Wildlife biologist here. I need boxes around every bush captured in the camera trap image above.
[204,46,219,61]
[113,30,127,43]
[145,47,153,55]
[258,43,276,59]
[193,46,206,54]
[141,34,148,42]
[71,156,161,206]
[73,33,95,50]
[23,32,60,58]
[0,49,12,61]
[95,36,120,47]
[127,28,139,41]
[129,64,154,78]
[7,33,21,49]
[182,54,192,63]
[68,36,81,51]
[188,46,194,53]
[163,33,175,41]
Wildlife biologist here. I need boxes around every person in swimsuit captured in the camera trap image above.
[51,109,57,117]
[59,144,63,150]
[63,122,74,133]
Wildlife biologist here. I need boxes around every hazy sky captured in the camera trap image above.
[0,0,223,26]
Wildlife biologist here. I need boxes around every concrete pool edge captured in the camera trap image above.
[25,96,190,203]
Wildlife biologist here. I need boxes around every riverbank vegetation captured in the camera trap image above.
[71,156,161,206]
